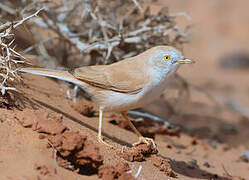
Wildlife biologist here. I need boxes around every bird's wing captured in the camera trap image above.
[71,61,147,94]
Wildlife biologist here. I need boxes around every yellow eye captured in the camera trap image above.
[163,55,171,61]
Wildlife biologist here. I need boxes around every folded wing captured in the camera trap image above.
[70,61,147,94]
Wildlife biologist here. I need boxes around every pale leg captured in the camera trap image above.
[121,111,157,149]
[98,108,112,147]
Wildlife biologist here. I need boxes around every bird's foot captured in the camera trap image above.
[98,136,113,148]
[133,136,157,150]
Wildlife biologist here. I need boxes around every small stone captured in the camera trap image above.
[203,162,211,168]
[166,144,172,149]
[190,136,198,145]
[38,134,46,139]
[239,154,249,163]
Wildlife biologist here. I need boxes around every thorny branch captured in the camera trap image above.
[0,8,44,95]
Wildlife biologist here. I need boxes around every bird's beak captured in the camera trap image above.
[175,58,195,64]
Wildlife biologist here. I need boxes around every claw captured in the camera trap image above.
[133,136,157,150]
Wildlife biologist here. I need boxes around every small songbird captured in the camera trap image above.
[19,46,195,149]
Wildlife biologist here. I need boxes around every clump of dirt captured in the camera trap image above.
[115,162,131,175]
[34,164,62,180]
[108,114,181,137]
[118,144,157,162]
[15,109,67,135]
[15,109,104,175]
[70,99,95,117]
[149,155,177,178]
[98,162,134,180]
[48,130,104,174]
[118,143,177,177]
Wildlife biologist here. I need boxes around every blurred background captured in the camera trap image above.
[163,0,249,107]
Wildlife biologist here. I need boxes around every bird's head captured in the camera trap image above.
[146,46,195,71]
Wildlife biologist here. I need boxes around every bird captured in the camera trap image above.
[19,46,195,149]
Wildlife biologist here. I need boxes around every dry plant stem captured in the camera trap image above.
[134,165,143,179]
[13,8,44,29]
[127,110,173,127]
[131,0,142,12]
[47,140,59,167]
[0,22,13,32]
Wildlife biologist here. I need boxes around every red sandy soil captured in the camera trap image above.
[1,0,249,180]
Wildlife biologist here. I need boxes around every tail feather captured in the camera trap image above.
[19,68,86,87]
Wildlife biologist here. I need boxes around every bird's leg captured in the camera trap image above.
[98,108,113,147]
[121,112,157,149]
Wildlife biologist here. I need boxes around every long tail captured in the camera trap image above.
[19,68,86,87]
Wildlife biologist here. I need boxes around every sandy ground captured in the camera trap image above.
[0,0,249,179]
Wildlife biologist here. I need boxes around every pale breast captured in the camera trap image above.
[92,88,146,112]
[140,63,179,105]
[91,64,179,112]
